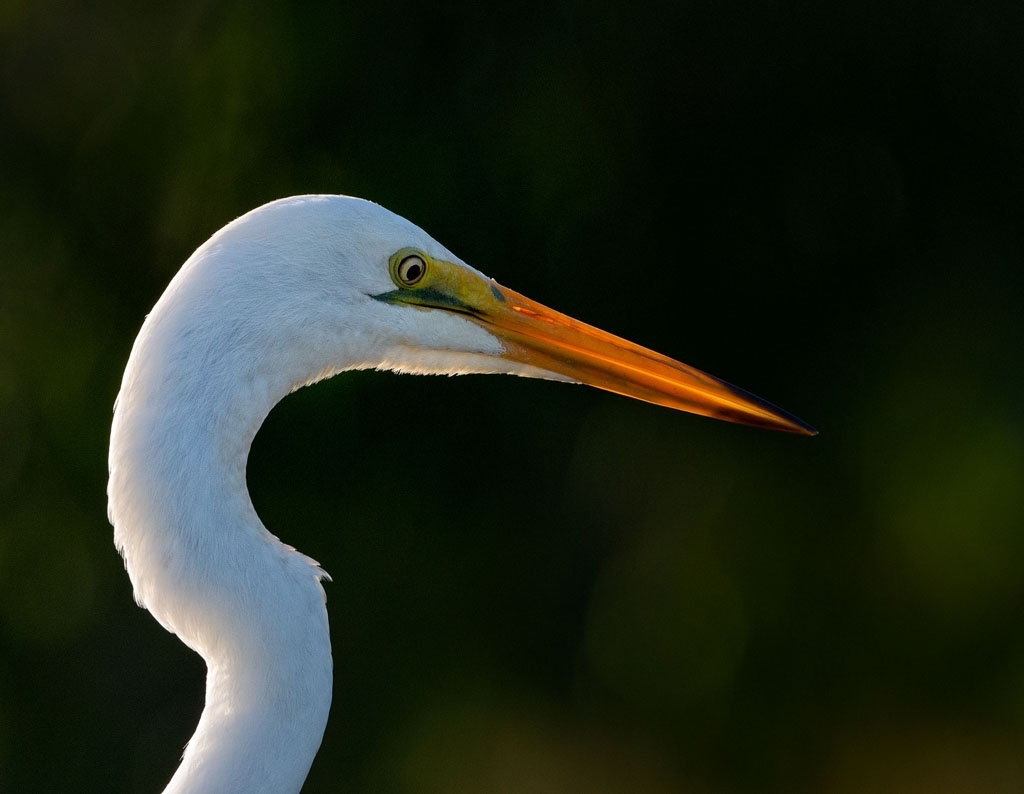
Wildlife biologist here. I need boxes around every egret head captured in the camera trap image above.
[159,194,814,434]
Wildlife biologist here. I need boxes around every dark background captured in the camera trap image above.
[3,1,1024,792]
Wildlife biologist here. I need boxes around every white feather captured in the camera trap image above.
[108,195,562,794]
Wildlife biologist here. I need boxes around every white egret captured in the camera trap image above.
[108,195,814,794]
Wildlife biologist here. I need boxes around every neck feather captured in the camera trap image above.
[109,278,334,794]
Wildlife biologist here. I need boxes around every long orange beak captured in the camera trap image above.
[375,250,816,436]
[473,282,816,435]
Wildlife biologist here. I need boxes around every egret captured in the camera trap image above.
[108,195,814,794]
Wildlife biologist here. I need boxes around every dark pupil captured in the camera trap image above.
[403,258,423,282]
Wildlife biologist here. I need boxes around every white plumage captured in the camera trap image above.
[109,195,812,794]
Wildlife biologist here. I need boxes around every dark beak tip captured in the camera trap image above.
[792,421,819,437]
[720,379,817,437]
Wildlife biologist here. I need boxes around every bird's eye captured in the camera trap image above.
[395,254,427,286]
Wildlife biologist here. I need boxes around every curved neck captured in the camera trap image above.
[163,612,332,794]
[109,287,333,794]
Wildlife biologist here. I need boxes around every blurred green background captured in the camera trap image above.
[3,0,1024,791]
